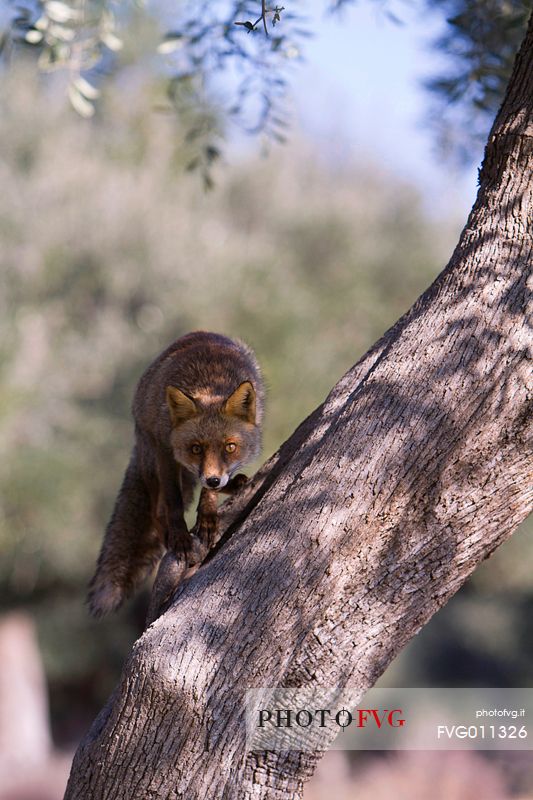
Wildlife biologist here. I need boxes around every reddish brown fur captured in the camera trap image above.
[88,331,264,617]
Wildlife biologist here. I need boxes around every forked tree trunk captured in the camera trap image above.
[65,15,532,800]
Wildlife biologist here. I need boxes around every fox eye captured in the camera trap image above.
[190,444,202,455]
[225,442,237,453]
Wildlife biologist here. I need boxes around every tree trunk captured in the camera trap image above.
[64,15,533,800]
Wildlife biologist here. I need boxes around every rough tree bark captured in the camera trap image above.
[65,15,532,800]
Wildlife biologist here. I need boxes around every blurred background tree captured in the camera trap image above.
[0,0,531,796]
[423,0,532,161]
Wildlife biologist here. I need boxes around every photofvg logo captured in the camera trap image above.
[258,706,405,731]
[245,688,533,752]
[246,689,408,752]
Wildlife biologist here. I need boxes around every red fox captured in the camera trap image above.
[88,331,264,618]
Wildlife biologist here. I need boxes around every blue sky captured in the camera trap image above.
[285,0,482,218]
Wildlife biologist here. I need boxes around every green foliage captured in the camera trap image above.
[424,0,531,161]
[2,0,530,166]
[2,0,123,114]
[1,0,301,162]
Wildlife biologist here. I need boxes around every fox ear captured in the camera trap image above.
[224,381,256,424]
[166,387,197,426]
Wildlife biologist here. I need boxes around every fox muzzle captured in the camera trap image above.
[200,473,229,490]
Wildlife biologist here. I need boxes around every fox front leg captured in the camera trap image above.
[148,487,218,626]
[192,475,248,551]
[146,451,201,627]
[192,474,249,553]
[194,487,220,550]
[155,449,193,556]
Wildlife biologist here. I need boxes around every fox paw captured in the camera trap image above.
[222,473,248,495]
[186,533,207,566]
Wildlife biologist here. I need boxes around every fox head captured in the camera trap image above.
[166,381,260,489]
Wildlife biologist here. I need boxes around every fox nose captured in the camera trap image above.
[206,476,220,489]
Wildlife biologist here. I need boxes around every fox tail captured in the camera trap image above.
[87,447,163,617]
